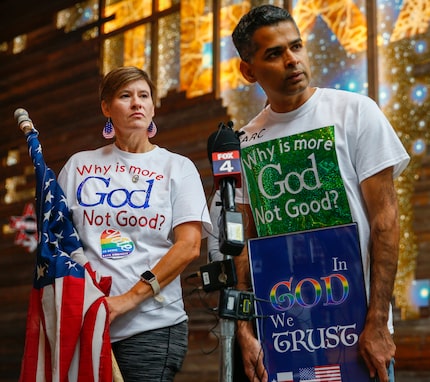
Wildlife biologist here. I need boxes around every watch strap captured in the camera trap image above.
[149,277,160,295]
[140,271,163,302]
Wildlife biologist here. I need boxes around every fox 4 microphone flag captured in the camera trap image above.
[19,128,113,382]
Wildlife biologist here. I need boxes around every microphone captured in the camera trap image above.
[207,121,242,191]
[207,122,244,256]
[14,108,35,134]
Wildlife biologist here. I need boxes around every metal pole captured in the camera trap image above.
[219,316,235,382]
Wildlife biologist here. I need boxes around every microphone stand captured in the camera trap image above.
[220,312,235,382]
[218,178,243,382]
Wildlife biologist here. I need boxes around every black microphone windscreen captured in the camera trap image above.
[207,123,240,164]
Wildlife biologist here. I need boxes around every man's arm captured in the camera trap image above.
[234,203,268,382]
[359,166,398,382]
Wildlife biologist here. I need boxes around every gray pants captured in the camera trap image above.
[112,320,188,382]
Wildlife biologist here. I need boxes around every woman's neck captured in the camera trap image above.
[114,137,155,153]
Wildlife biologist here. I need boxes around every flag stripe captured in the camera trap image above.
[59,275,85,381]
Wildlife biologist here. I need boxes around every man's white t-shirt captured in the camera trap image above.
[236,88,410,333]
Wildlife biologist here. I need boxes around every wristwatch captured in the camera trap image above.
[140,270,164,302]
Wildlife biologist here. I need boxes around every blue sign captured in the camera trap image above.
[248,223,371,382]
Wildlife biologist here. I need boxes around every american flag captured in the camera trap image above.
[19,129,113,382]
[299,364,342,382]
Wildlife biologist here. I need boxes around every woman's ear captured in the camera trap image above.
[239,60,257,83]
[101,100,109,117]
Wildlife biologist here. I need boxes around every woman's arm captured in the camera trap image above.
[106,221,202,321]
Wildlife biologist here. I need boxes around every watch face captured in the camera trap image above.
[141,270,155,281]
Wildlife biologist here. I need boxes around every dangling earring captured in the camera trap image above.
[103,118,115,139]
[148,121,157,138]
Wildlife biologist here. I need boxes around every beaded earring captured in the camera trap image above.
[103,118,115,139]
[148,121,157,138]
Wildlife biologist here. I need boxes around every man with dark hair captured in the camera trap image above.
[231,5,409,382]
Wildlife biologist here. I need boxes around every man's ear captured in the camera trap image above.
[239,60,257,83]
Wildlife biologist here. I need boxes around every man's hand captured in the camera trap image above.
[236,321,268,382]
[234,204,267,380]
[359,320,396,382]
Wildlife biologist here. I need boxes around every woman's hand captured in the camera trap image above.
[105,293,138,323]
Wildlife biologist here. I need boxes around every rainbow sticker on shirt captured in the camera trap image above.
[100,228,134,258]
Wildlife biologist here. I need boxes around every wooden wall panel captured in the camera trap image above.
[0,17,103,381]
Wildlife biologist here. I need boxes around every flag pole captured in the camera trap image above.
[112,350,124,382]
